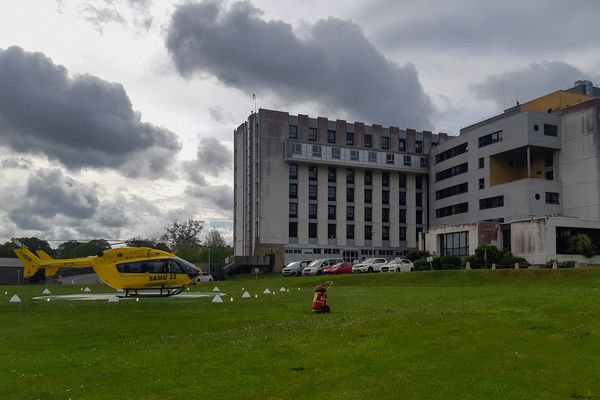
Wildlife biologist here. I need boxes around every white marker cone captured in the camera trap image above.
[9,295,21,303]
[83,287,91,292]
[108,296,119,303]
[212,287,220,292]
[279,286,286,292]
[42,288,51,295]
[242,291,251,298]
[263,288,271,294]
[211,294,223,303]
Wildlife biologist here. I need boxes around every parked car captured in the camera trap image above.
[302,258,343,276]
[195,272,214,283]
[352,258,389,273]
[281,260,311,277]
[380,259,415,272]
[323,261,354,275]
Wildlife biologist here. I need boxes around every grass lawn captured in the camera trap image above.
[2,269,600,399]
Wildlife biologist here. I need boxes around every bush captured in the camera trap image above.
[406,250,430,262]
[413,259,430,271]
[498,255,529,268]
[567,234,596,258]
[545,259,575,269]
[462,255,478,268]
[437,256,462,269]
[474,245,503,264]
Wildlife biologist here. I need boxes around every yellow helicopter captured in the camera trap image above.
[11,238,201,297]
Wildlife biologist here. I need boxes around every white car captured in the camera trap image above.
[302,258,343,276]
[380,259,415,272]
[352,258,389,273]
[195,272,214,283]
[281,260,311,277]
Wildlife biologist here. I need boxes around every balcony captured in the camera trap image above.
[284,139,428,173]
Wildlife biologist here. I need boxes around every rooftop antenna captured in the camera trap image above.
[253,93,257,114]
[515,87,519,106]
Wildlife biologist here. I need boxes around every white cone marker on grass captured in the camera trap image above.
[42,288,51,295]
[83,287,91,292]
[212,295,223,303]
[242,291,251,298]
[212,287,220,292]
[263,288,271,294]
[9,295,21,303]
[279,287,286,292]
[108,296,119,303]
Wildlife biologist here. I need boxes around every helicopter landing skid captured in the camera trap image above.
[122,286,186,298]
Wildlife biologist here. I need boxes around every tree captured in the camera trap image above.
[567,233,595,258]
[204,229,227,248]
[126,237,170,252]
[161,218,205,248]
[474,245,503,264]
[57,239,111,258]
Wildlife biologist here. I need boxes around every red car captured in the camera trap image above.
[323,262,354,275]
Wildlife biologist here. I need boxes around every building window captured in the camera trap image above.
[416,192,422,207]
[435,202,469,218]
[347,224,354,240]
[328,130,336,143]
[332,147,341,159]
[346,206,354,221]
[365,207,372,222]
[399,138,406,152]
[416,175,422,190]
[346,132,354,146]
[545,150,554,167]
[328,223,336,239]
[365,170,372,186]
[435,162,468,182]
[364,135,372,148]
[382,172,390,187]
[309,184,318,200]
[545,192,559,204]
[479,195,504,210]
[289,164,298,179]
[309,223,317,238]
[364,225,372,240]
[382,226,389,241]
[350,150,359,161]
[328,186,336,201]
[368,151,377,163]
[289,183,297,198]
[436,182,468,200]
[382,137,390,150]
[399,173,406,188]
[309,166,318,181]
[545,171,554,180]
[382,208,389,223]
[478,130,503,147]
[293,143,302,155]
[420,157,427,167]
[399,227,406,241]
[346,188,354,202]
[289,203,297,218]
[544,124,558,137]
[308,127,317,141]
[289,222,298,238]
[382,190,389,205]
[442,231,468,256]
[365,189,372,204]
[479,157,484,169]
[346,169,355,184]
[399,209,406,224]
[416,210,423,224]
[289,125,297,138]
[399,191,406,206]
[309,204,318,219]
[404,156,411,166]
[386,153,395,165]
[328,167,336,182]
[312,145,322,157]
[479,178,484,189]
[328,205,336,220]
[415,140,423,154]
[435,142,468,164]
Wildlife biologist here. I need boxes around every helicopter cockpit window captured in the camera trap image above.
[117,259,169,274]
[168,260,183,274]
[172,257,200,275]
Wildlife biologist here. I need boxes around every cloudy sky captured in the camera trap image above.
[0,0,598,246]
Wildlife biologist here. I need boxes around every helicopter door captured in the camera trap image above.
[168,260,183,274]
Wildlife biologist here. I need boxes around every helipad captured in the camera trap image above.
[32,292,224,301]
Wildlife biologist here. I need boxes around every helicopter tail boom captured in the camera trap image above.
[11,239,45,278]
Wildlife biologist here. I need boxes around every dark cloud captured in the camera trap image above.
[208,106,232,123]
[184,137,232,183]
[166,1,433,128]
[0,46,180,178]
[471,62,591,108]
[359,0,600,55]
[185,184,233,211]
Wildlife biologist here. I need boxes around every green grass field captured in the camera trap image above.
[3,269,600,399]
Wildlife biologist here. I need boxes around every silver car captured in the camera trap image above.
[352,258,389,273]
[302,258,343,276]
[380,259,415,272]
[281,260,311,277]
